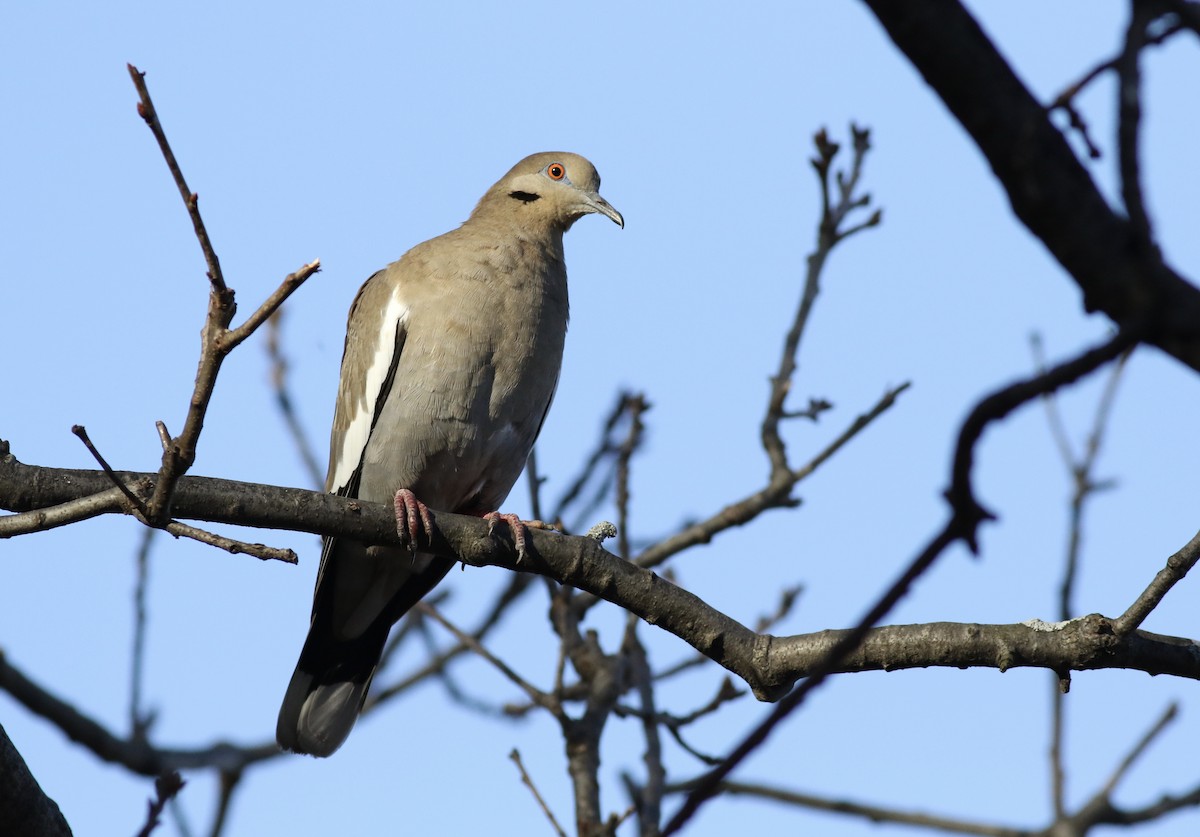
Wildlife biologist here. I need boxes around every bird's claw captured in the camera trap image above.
[394,489,435,550]
[482,512,550,564]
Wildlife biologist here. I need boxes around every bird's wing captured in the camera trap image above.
[312,268,409,618]
[325,268,409,496]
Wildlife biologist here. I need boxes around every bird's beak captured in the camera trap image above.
[583,192,624,229]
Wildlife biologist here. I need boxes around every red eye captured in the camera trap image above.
[547,163,566,181]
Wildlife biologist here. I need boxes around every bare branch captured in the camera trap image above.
[1049,17,1184,161]
[665,779,1029,837]
[163,520,297,564]
[127,64,225,294]
[417,603,562,719]
[1115,528,1200,635]
[510,749,569,837]
[948,331,1137,553]
[862,1,1200,372]
[621,620,664,836]
[134,772,184,837]
[207,770,242,837]
[222,263,318,352]
[6,451,1200,694]
[637,383,908,573]
[72,425,151,518]
[0,485,126,537]
[265,311,324,490]
[551,392,631,524]
[1116,3,1157,257]
[0,721,72,837]
[0,651,279,777]
[615,393,648,559]
[762,125,881,478]
[130,528,157,739]
[1035,334,1130,818]
[129,65,320,527]
[1098,703,1178,799]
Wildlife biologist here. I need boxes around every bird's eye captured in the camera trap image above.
[547,163,566,181]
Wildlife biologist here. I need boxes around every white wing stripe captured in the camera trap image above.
[328,292,409,493]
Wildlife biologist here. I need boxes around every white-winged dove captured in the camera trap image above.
[277,152,622,757]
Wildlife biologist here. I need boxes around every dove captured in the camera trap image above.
[277,152,622,756]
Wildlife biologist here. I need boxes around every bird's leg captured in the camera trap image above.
[393,488,435,550]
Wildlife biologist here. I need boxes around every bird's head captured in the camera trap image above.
[475,152,624,231]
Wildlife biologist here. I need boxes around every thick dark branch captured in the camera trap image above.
[948,331,1137,553]
[1116,3,1156,256]
[5,450,1199,698]
[861,1,1200,372]
[0,721,72,837]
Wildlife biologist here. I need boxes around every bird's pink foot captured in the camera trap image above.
[481,512,553,563]
[394,489,435,550]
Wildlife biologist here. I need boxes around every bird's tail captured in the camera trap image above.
[276,618,390,757]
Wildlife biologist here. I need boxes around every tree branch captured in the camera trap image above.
[861,0,1200,371]
[0,721,72,837]
[5,450,1199,699]
[0,651,278,777]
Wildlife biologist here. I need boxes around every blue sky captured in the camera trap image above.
[3,2,1200,835]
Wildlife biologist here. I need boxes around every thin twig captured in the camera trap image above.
[1115,528,1200,634]
[130,528,157,739]
[635,382,908,575]
[368,577,533,709]
[552,392,631,522]
[70,425,297,563]
[208,769,242,837]
[127,64,225,293]
[163,520,297,564]
[266,311,323,490]
[665,779,1028,837]
[615,393,648,559]
[617,677,743,767]
[1034,333,1129,817]
[1050,681,1068,820]
[414,613,508,717]
[1099,703,1178,798]
[417,602,562,718]
[622,618,664,836]
[155,421,172,451]
[72,425,150,518]
[133,771,185,837]
[754,585,804,633]
[1049,18,1183,160]
[510,749,569,837]
[527,447,545,522]
[223,262,319,352]
[762,125,881,478]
